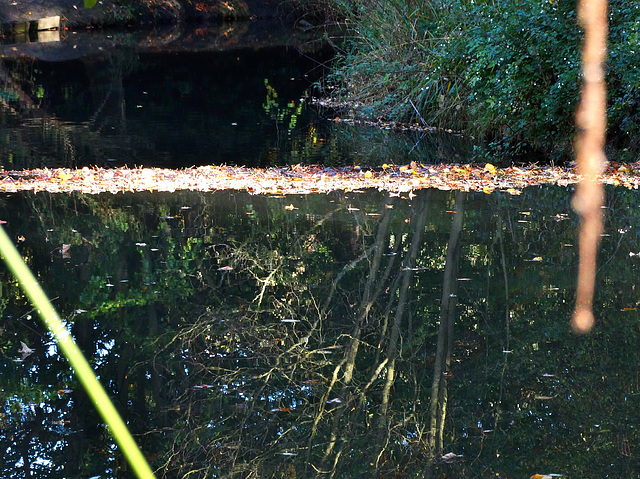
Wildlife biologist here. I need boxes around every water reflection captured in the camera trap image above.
[0,30,471,171]
[1,185,639,478]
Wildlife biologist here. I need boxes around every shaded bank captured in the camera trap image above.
[0,18,328,61]
[0,0,289,29]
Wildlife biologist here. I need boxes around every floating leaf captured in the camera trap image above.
[441,452,462,463]
[0,163,636,195]
[19,341,34,359]
[484,163,497,175]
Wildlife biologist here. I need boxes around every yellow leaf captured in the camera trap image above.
[484,163,497,175]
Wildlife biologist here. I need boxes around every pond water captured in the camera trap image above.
[0,25,468,171]
[1,24,639,479]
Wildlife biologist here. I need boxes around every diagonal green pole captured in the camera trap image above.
[0,225,156,479]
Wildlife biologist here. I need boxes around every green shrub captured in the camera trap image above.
[324,0,640,162]
[607,1,640,160]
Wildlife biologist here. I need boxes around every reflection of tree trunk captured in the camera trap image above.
[379,193,431,424]
[315,193,434,477]
[116,309,134,410]
[427,191,465,460]
[68,313,97,475]
[86,56,128,135]
[148,301,171,427]
[343,198,397,385]
[18,407,44,478]
[493,214,510,431]
[312,200,398,473]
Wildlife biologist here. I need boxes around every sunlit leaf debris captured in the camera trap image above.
[1,163,639,195]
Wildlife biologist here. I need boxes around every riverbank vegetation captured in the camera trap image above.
[311,0,639,162]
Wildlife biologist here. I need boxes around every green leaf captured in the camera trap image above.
[84,0,97,8]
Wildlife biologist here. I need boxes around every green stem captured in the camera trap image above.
[0,225,156,479]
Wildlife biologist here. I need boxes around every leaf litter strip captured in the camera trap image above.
[1,163,638,195]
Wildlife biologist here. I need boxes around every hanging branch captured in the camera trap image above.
[572,0,608,333]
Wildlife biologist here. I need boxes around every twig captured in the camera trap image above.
[409,99,429,126]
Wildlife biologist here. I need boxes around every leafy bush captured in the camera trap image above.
[607,1,640,160]
[324,0,640,162]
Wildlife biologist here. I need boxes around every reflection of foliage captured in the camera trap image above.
[1,45,328,169]
[151,187,640,478]
[154,192,459,477]
[3,187,640,477]
[263,78,306,136]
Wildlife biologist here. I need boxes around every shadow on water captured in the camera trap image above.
[1,184,640,478]
[0,22,472,170]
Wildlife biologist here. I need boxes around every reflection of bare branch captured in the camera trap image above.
[321,243,375,312]
[255,266,280,309]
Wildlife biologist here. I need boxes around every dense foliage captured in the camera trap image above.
[321,0,640,162]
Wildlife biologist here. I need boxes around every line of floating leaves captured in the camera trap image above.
[0,162,638,195]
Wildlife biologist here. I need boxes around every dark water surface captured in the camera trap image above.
[1,24,639,479]
[2,185,640,478]
[0,27,467,171]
